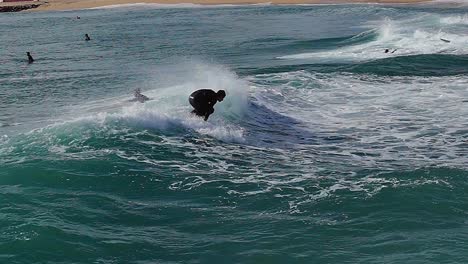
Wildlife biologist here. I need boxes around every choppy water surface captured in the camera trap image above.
[1,3,468,263]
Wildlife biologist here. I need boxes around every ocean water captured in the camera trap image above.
[1,2,468,263]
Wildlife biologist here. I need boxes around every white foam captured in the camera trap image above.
[279,15,468,62]
[440,14,468,25]
[250,71,468,169]
[113,104,246,143]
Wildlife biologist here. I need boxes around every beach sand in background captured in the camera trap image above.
[31,0,431,12]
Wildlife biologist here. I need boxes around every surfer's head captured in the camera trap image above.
[217,90,226,102]
[384,49,389,53]
[134,88,141,96]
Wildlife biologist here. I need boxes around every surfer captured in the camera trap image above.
[27,52,34,64]
[385,49,397,54]
[132,88,150,103]
[85,34,91,41]
[189,89,226,121]
[440,38,451,43]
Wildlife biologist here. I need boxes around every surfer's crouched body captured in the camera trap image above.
[133,88,150,103]
[189,89,226,121]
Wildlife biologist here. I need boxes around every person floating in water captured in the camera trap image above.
[189,89,226,121]
[132,88,150,103]
[27,52,34,63]
[85,34,91,41]
[385,49,397,54]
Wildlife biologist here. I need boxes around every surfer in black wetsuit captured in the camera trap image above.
[132,88,150,103]
[27,52,34,64]
[189,89,226,121]
[85,34,91,41]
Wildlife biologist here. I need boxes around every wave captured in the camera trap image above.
[346,54,468,76]
[274,32,379,53]
[0,63,251,164]
[71,63,248,142]
[278,14,468,62]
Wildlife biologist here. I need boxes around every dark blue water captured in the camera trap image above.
[1,3,468,263]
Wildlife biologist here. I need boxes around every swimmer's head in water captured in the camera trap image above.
[217,90,226,102]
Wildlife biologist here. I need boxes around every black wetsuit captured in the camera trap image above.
[27,54,34,64]
[189,89,218,121]
[134,94,149,103]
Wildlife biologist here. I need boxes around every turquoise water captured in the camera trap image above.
[1,3,468,263]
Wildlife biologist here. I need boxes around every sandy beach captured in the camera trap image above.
[23,0,432,12]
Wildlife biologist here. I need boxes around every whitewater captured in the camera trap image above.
[1,3,467,263]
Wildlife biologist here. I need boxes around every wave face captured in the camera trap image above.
[1,4,468,264]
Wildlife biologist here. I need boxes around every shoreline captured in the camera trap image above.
[0,1,42,12]
[1,0,456,12]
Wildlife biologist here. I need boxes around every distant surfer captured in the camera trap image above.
[27,52,34,63]
[440,38,451,43]
[189,89,226,121]
[85,34,91,41]
[131,88,150,103]
[385,49,397,54]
